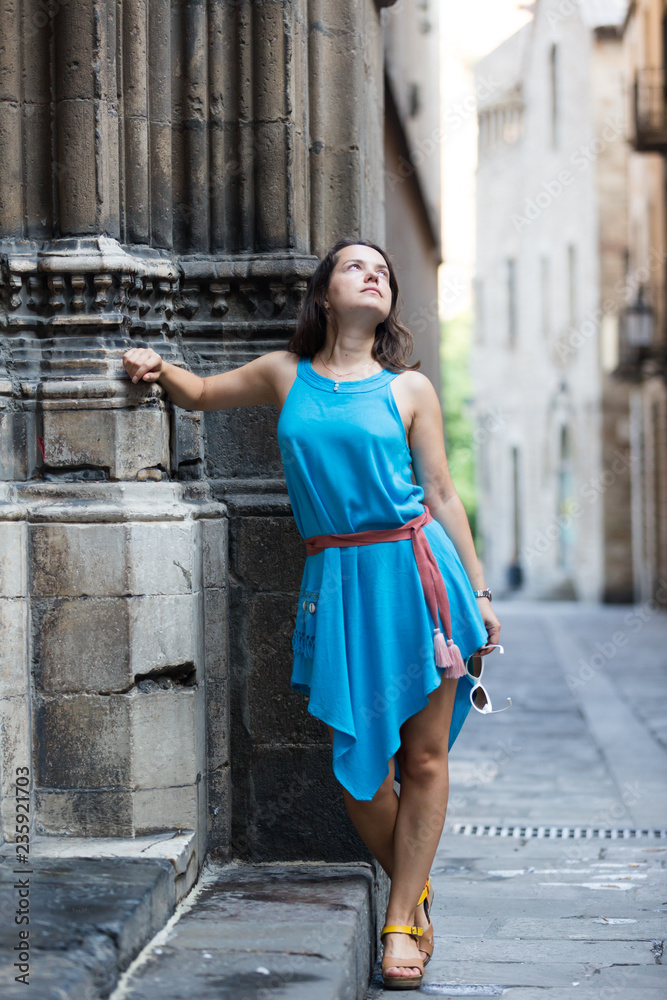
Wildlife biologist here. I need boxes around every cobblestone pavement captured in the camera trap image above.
[367,601,667,998]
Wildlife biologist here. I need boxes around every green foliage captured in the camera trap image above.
[440,309,478,541]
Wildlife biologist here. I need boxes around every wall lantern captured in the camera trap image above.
[623,286,654,347]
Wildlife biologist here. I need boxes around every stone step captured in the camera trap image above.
[111,861,378,1000]
[0,836,378,1000]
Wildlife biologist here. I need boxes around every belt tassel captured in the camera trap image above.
[434,628,466,678]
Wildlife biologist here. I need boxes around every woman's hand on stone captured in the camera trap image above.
[123,347,164,383]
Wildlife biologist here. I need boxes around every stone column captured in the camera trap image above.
[54,0,119,237]
[253,0,310,251]
[122,0,151,244]
[149,0,174,249]
[0,1,230,867]
[308,0,387,256]
[0,0,22,239]
[0,0,399,866]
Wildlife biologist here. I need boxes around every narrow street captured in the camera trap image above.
[367,600,667,998]
[103,601,667,999]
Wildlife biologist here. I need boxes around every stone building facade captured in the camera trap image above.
[473,0,633,602]
[618,0,667,602]
[0,0,441,870]
[383,0,442,385]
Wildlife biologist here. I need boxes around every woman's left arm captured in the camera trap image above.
[405,372,500,652]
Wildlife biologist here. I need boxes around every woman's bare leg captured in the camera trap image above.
[327,725,399,874]
[378,675,458,979]
[327,727,429,959]
[326,680,456,978]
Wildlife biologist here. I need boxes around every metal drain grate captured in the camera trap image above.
[450,823,667,840]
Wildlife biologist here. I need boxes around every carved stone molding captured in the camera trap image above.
[1,238,178,332]
[178,255,314,342]
[0,239,318,482]
[0,239,318,383]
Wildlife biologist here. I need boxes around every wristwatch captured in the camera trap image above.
[473,589,492,601]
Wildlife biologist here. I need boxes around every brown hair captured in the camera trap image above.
[287,238,420,372]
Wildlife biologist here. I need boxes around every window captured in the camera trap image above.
[511,445,521,561]
[507,258,517,345]
[557,424,574,570]
[540,256,550,337]
[567,243,577,327]
[474,277,484,343]
[549,43,558,148]
[408,83,421,118]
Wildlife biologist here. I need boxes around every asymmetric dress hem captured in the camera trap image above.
[277,356,488,802]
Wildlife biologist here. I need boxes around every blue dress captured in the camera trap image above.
[276,356,488,801]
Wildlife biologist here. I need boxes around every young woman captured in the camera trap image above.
[123,239,502,990]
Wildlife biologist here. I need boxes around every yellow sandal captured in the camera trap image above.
[416,874,435,966]
[380,924,425,990]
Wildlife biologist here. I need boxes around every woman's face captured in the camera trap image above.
[324,245,392,328]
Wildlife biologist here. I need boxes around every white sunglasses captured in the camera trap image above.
[465,644,512,714]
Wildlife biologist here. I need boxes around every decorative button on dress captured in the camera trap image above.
[277,356,488,801]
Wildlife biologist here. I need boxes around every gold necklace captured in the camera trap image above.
[317,355,377,378]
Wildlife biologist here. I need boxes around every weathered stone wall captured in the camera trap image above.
[0,0,399,866]
[382,0,442,390]
[592,32,634,603]
[384,86,442,389]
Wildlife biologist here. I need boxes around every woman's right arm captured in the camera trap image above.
[122,348,280,411]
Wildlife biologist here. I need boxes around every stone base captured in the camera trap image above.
[0,482,230,864]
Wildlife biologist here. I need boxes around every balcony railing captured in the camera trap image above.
[478,97,525,156]
[633,69,667,153]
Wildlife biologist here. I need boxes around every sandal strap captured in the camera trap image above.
[381,923,423,939]
[416,874,431,908]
